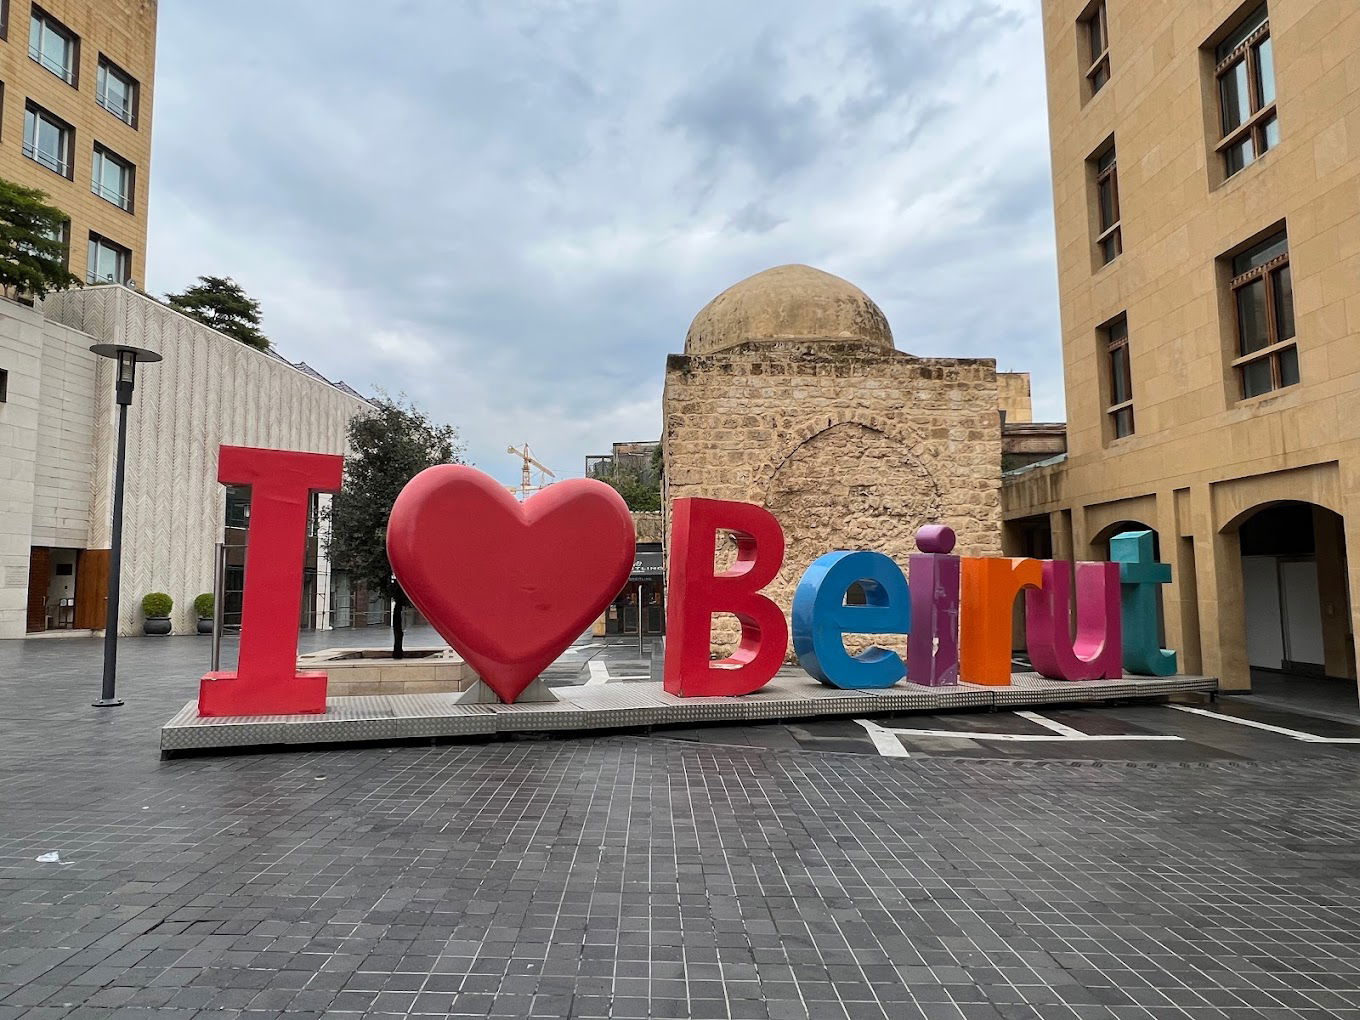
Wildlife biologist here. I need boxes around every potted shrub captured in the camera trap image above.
[141,592,173,635]
[193,592,214,634]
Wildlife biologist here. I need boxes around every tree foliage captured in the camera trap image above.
[166,275,270,350]
[0,178,81,299]
[325,395,464,657]
[592,444,663,512]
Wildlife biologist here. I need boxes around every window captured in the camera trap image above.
[96,57,137,126]
[23,102,72,177]
[1229,231,1296,398]
[1,1,9,42]
[1215,5,1277,177]
[1101,315,1134,439]
[1093,143,1121,265]
[39,219,69,267]
[91,145,134,211]
[1081,0,1110,95]
[0,368,8,403]
[87,233,131,285]
[28,8,77,85]
[225,486,251,529]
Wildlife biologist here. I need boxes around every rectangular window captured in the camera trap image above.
[1081,0,1110,95]
[96,56,138,126]
[91,145,134,211]
[1215,5,1276,177]
[22,102,72,178]
[28,8,77,85]
[40,219,69,267]
[87,232,131,285]
[225,486,251,529]
[0,368,8,403]
[1102,315,1134,439]
[1093,144,1121,265]
[1229,231,1296,398]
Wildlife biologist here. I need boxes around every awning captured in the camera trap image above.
[630,548,664,578]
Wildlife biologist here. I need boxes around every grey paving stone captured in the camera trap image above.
[4,631,1360,1019]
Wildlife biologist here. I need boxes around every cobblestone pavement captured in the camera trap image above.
[3,630,1360,1019]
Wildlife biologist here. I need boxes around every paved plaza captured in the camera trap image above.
[3,630,1360,1019]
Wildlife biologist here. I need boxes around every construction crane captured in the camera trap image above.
[506,443,556,499]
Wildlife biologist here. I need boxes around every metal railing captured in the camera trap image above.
[29,46,75,84]
[96,90,134,124]
[92,180,132,211]
[22,142,67,177]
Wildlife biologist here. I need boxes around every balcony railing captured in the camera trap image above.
[22,142,68,177]
[29,46,74,85]
[97,89,134,125]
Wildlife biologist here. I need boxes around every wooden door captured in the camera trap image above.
[26,547,51,632]
[75,549,109,630]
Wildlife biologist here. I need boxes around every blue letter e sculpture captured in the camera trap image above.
[792,551,909,689]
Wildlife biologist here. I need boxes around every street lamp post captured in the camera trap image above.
[90,343,162,708]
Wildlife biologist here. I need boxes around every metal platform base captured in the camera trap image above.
[160,670,1218,755]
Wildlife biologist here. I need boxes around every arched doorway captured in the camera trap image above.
[1233,501,1354,706]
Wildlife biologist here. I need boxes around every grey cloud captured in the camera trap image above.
[147,0,1063,481]
[664,35,824,182]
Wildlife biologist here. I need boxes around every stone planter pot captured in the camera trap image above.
[143,617,172,635]
[197,617,213,634]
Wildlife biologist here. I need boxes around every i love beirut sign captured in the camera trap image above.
[197,447,1177,718]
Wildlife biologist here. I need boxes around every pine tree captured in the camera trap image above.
[165,275,270,350]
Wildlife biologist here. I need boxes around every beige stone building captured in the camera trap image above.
[0,0,156,286]
[663,264,1012,655]
[1005,1,1360,700]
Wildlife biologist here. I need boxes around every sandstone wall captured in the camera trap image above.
[663,341,1002,657]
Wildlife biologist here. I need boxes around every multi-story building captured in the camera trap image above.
[1006,2,1360,702]
[0,0,156,286]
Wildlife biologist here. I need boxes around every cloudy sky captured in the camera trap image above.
[147,0,1062,487]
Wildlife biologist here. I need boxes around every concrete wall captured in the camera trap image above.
[0,302,51,637]
[0,285,371,638]
[1007,2,1360,693]
[31,320,98,548]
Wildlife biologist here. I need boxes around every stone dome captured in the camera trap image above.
[684,264,894,356]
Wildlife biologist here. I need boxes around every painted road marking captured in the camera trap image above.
[1168,704,1360,743]
[854,720,912,757]
[586,661,609,685]
[853,712,1184,756]
[1014,710,1087,737]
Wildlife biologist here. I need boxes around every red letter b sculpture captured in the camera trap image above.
[664,497,787,697]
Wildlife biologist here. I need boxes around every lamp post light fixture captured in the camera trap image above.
[89,343,162,708]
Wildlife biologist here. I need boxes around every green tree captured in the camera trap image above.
[165,275,270,350]
[324,395,464,658]
[592,444,663,511]
[0,178,80,299]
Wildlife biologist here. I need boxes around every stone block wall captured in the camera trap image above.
[663,341,1002,656]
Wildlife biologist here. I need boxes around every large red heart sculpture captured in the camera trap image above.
[386,465,636,703]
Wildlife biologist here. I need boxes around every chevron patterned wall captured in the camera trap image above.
[44,286,370,637]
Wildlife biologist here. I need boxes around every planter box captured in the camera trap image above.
[296,647,478,697]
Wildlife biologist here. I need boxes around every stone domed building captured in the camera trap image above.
[662,264,1009,656]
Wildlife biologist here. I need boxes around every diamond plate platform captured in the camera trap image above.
[160,670,1218,755]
